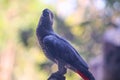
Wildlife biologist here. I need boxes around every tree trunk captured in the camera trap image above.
[0,42,15,80]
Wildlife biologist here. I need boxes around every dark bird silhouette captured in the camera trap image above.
[36,9,95,80]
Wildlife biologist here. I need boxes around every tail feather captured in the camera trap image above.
[77,71,89,80]
[76,70,95,80]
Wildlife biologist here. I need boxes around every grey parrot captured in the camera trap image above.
[36,9,95,80]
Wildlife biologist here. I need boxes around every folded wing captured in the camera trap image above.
[43,35,89,70]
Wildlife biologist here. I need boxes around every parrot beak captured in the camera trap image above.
[42,9,54,19]
[38,8,54,26]
[43,9,50,17]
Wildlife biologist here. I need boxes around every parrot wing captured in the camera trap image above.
[43,35,89,70]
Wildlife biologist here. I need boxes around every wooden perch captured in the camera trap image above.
[48,72,66,80]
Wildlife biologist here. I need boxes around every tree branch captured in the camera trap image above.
[48,72,66,80]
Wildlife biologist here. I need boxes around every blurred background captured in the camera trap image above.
[0,0,120,80]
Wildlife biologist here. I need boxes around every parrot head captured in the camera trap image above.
[39,9,54,27]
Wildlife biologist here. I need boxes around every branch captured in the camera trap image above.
[48,72,66,80]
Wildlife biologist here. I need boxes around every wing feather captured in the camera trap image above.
[43,35,89,69]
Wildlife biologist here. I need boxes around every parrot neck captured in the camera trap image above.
[36,25,54,40]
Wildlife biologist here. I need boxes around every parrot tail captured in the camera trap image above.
[77,71,89,80]
[76,68,95,80]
